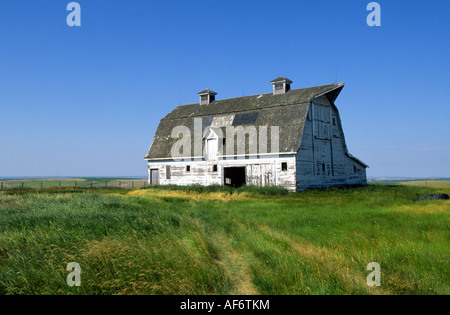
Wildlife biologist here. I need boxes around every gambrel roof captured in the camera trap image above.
[145,83,345,160]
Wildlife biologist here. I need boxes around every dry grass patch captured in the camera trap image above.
[125,189,256,202]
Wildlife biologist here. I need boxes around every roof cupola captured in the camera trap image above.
[198,89,217,105]
[270,77,293,95]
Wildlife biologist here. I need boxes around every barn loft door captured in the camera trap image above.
[206,138,218,161]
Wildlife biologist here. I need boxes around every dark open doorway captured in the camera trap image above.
[224,167,246,188]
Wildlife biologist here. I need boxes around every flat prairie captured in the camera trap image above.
[0,184,448,295]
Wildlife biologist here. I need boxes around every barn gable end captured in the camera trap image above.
[296,95,367,190]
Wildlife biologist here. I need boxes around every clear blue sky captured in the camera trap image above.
[0,0,449,178]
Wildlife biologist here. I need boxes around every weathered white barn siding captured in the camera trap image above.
[296,96,367,190]
[148,155,297,191]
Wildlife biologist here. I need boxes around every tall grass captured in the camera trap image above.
[138,184,289,196]
[0,184,448,295]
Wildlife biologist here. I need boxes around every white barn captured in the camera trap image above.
[145,77,368,191]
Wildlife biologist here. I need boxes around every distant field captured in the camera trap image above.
[398,180,450,188]
[0,178,147,189]
[369,179,450,188]
[0,184,448,295]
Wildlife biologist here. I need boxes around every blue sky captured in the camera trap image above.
[0,0,449,178]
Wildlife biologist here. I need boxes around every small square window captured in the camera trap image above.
[275,83,284,90]
[186,165,190,172]
[213,165,218,172]
[281,162,288,171]
[166,166,171,179]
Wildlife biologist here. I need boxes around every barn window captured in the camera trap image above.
[275,83,284,90]
[281,162,288,171]
[166,166,171,179]
[213,165,218,172]
[322,163,326,173]
[353,165,357,174]
[332,117,337,126]
[186,165,190,172]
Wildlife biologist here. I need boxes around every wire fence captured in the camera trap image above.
[0,179,148,190]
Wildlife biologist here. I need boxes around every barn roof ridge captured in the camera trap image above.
[162,82,345,121]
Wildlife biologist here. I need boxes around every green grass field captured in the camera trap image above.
[0,184,448,295]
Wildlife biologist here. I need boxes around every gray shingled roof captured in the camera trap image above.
[270,76,293,84]
[145,83,345,160]
[197,89,217,95]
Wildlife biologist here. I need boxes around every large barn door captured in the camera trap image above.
[247,164,274,187]
[261,164,274,186]
[224,167,246,188]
